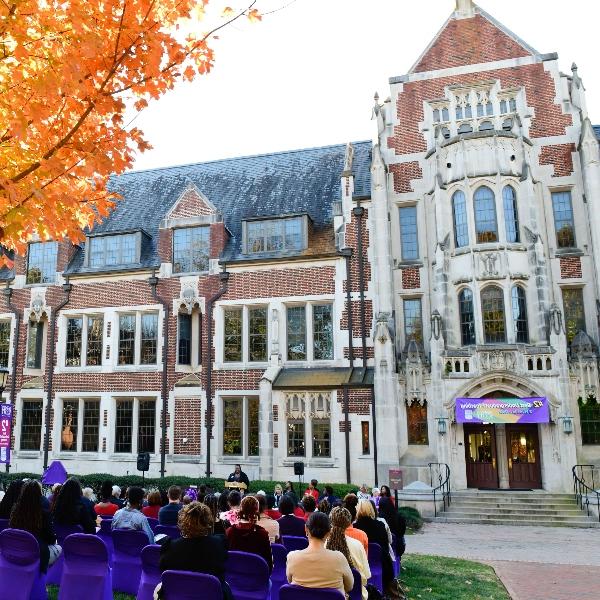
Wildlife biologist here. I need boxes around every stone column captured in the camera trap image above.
[258,367,280,481]
[495,424,510,489]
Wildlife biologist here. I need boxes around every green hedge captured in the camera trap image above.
[0,472,360,499]
[398,505,423,531]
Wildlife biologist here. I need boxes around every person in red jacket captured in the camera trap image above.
[226,495,273,573]
[303,479,320,501]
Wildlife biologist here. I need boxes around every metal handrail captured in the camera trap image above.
[428,462,451,517]
[572,464,600,522]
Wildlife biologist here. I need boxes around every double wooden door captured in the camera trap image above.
[464,424,498,489]
[506,424,542,489]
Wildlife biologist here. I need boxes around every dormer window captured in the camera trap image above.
[26,241,57,284]
[173,226,209,274]
[244,216,306,254]
[88,233,138,268]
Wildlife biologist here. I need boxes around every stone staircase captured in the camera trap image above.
[431,490,600,528]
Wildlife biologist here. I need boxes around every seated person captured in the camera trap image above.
[320,485,340,507]
[226,496,273,572]
[304,479,320,501]
[277,496,307,537]
[301,495,317,522]
[257,494,280,543]
[142,489,162,520]
[286,512,353,597]
[159,502,232,600]
[220,490,242,525]
[158,486,183,525]
[95,481,119,517]
[111,485,125,508]
[52,477,96,534]
[265,494,281,520]
[111,486,154,544]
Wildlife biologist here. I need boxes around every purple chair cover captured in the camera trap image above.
[41,461,68,485]
[46,523,83,585]
[270,543,288,600]
[136,544,162,600]
[111,529,148,595]
[161,570,223,600]
[147,518,159,533]
[390,533,401,576]
[0,519,8,533]
[225,550,271,600]
[96,519,113,562]
[58,533,112,600]
[282,535,308,552]
[0,528,47,600]
[349,567,362,600]
[367,542,383,592]
[154,524,180,540]
[279,585,343,599]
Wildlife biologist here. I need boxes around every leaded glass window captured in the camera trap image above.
[474,186,498,243]
[313,305,333,360]
[65,317,83,367]
[511,286,529,344]
[481,286,506,343]
[459,289,476,346]
[26,242,57,284]
[248,397,259,456]
[89,234,137,268]
[20,400,43,450]
[82,400,100,452]
[407,401,428,445]
[248,308,267,362]
[562,288,586,343]
[26,321,44,369]
[452,190,469,248]
[61,400,78,451]
[579,397,600,445]
[118,315,136,365]
[115,400,133,452]
[86,316,103,366]
[140,313,158,365]
[178,313,192,365]
[503,186,520,243]
[246,217,305,254]
[224,308,243,362]
[222,398,242,455]
[552,191,576,248]
[173,226,209,273]
[287,421,305,456]
[138,400,156,453]
[361,421,370,454]
[0,321,10,368]
[399,206,419,260]
[287,306,307,361]
[312,421,330,457]
[403,299,423,345]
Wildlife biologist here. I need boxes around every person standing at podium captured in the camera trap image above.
[227,464,250,489]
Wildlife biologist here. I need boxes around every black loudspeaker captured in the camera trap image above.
[293,462,304,476]
[137,452,150,472]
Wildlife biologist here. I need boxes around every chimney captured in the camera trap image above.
[455,0,476,19]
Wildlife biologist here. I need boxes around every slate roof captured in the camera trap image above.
[65,140,372,274]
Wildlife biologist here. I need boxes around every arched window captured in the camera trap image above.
[481,286,506,343]
[503,186,520,243]
[474,186,498,243]
[452,190,469,247]
[511,286,529,344]
[459,289,476,345]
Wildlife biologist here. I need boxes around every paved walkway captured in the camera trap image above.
[408,522,600,599]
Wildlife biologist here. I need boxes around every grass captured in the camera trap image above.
[47,586,134,600]
[400,555,510,600]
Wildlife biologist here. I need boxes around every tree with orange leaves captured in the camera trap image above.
[0,0,261,256]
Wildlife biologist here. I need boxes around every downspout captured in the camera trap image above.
[42,280,72,472]
[340,248,354,484]
[353,205,368,367]
[205,270,230,478]
[3,286,20,474]
[149,272,169,478]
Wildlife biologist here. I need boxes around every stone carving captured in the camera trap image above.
[179,285,198,314]
[402,339,428,405]
[549,303,563,335]
[285,393,306,419]
[482,253,499,277]
[28,295,48,322]
[271,308,280,355]
[479,350,517,372]
[309,392,331,419]
[431,310,442,340]
[375,313,391,345]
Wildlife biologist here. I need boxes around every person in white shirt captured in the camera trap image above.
[356,484,370,501]
[256,494,280,543]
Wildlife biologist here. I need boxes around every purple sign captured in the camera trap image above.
[0,403,12,465]
[456,397,549,424]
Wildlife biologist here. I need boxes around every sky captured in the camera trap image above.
[131,0,600,171]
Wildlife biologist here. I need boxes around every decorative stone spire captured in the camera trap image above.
[455,0,475,18]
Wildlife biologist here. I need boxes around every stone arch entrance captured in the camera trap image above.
[450,375,550,490]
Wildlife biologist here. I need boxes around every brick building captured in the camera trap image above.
[3,0,600,490]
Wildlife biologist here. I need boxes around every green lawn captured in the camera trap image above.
[400,555,510,600]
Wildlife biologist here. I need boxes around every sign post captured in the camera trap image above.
[0,404,13,466]
[389,468,403,508]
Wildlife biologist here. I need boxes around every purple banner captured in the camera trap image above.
[456,397,549,424]
[0,403,12,465]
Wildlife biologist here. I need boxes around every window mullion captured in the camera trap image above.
[135,312,141,365]
[242,396,248,458]
[132,397,140,455]
[243,307,249,363]
[76,398,84,452]
[306,304,314,362]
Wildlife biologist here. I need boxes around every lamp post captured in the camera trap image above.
[0,366,10,474]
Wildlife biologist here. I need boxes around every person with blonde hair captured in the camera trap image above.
[354,499,398,598]
[226,495,273,572]
[159,502,232,599]
[326,506,370,600]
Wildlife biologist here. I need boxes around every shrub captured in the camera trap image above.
[398,505,423,531]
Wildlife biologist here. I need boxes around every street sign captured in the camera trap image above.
[388,468,403,490]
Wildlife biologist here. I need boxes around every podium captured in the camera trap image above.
[224,481,248,492]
